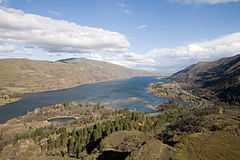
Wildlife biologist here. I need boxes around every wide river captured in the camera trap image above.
[0,77,168,123]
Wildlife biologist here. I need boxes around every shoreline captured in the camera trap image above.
[0,96,21,107]
[0,75,157,108]
[148,81,211,108]
[0,77,161,123]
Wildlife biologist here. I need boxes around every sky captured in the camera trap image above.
[0,0,240,74]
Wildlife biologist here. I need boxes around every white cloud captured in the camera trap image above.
[77,52,156,71]
[137,25,148,30]
[176,0,240,4]
[122,52,155,64]
[0,43,15,53]
[85,32,240,74]
[51,32,240,74]
[0,7,129,54]
[145,32,240,73]
[0,7,239,75]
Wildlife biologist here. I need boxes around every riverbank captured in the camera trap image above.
[0,96,20,106]
[149,82,211,108]
[0,79,121,107]
[0,102,117,136]
[0,77,166,123]
[0,76,160,108]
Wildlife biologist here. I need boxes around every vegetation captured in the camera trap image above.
[170,54,240,104]
[0,102,239,160]
[173,131,240,160]
[0,94,20,106]
[11,111,177,159]
[0,102,182,159]
[127,139,173,160]
[159,106,240,160]
[149,82,211,108]
[0,58,154,103]
[146,54,240,159]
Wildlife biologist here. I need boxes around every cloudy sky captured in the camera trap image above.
[0,0,240,74]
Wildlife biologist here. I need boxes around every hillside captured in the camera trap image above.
[0,58,155,105]
[0,102,239,160]
[170,54,240,104]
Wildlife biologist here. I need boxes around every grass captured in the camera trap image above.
[101,131,149,152]
[1,102,239,160]
[173,131,240,160]
[128,139,173,160]
[0,97,20,106]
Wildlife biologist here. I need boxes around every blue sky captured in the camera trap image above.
[0,0,240,74]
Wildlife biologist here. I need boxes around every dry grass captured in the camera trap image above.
[0,58,152,96]
[174,131,240,160]
[0,97,20,106]
[101,131,149,152]
[128,139,174,160]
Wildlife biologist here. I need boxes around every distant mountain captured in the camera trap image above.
[170,54,240,104]
[0,58,156,95]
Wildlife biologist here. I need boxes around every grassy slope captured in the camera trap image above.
[170,54,240,103]
[174,131,240,160]
[0,58,152,93]
[0,97,20,106]
[0,102,239,160]
[0,58,155,106]
[101,131,149,152]
[127,139,173,160]
[160,106,240,160]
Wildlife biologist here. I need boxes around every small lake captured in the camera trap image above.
[0,77,168,123]
[48,117,76,126]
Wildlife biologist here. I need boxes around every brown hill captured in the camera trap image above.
[0,58,155,96]
[170,54,240,104]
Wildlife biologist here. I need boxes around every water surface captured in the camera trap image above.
[48,117,76,125]
[0,77,167,123]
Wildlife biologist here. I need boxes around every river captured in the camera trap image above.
[0,77,167,123]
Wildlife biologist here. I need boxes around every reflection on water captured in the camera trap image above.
[0,77,168,123]
[48,117,76,125]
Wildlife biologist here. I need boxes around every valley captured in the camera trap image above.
[0,55,240,160]
[0,1,239,159]
[0,77,167,123]
[0,58,156,106]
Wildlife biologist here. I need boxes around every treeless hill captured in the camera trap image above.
[0,58,155,96]
[170,54,240,104]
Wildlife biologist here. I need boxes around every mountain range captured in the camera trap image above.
[170,54,240,104]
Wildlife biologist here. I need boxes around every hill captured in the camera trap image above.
[0,58,155,105]
[170,54,240,104]
[0,101,239,160]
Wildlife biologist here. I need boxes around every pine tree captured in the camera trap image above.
[67,136,75,156]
